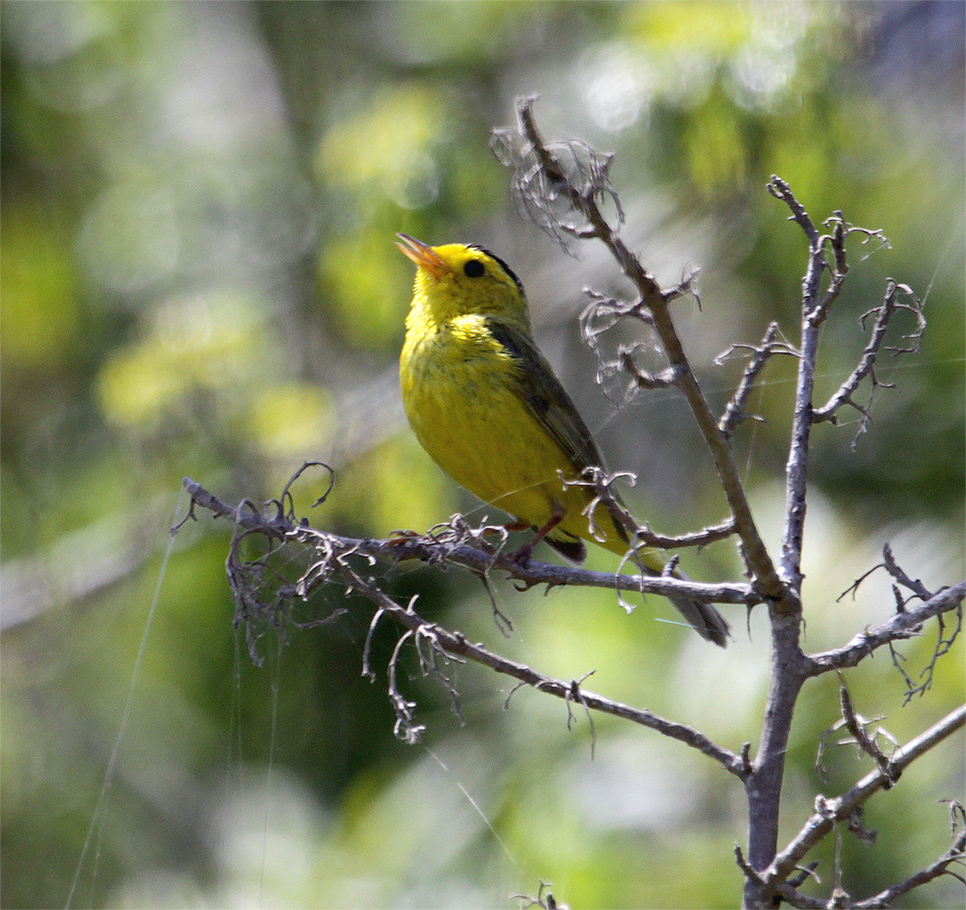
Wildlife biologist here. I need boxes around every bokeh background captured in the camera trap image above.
[2,2,964,907]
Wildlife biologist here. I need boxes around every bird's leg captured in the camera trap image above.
[507,510,564,565]
[501,519,531,532]
[480,520,528,544]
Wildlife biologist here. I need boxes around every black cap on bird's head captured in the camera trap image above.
[466,244,524,295]
[397,235,523,292]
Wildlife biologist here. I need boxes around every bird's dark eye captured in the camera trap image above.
[463,259,485,278]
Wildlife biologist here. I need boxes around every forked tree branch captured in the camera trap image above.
[762,704,966,897]
[176,477,749,776]
[493,97,786,607]
[743,178,932,900]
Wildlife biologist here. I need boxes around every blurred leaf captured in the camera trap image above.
[246,380,335,458]
[97,291,273,428]
[0,207,80,371]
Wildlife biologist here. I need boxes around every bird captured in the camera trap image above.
[396,233,729,647]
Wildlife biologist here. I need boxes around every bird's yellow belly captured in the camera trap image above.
[401,334,583,530]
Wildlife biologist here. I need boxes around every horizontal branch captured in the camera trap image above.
[806,581,966,674]
[176,479,749,777]
[561,467,738,552]
[632,516,737,550]
[179,477,759,607]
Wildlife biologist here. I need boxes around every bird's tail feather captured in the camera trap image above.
[549,524,730,647]
[645,565,730,647]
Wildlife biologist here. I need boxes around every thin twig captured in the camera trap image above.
[850,822,965,908]
[813,282,923,449]
[561,467,736,551]
[807,581,966,674]
[716,321,800,439]
[882,541,935,601]
[836,676,898,784]
[808,214,849,327]
[765,704,966,887]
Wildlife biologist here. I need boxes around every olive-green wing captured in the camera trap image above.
[485,317,633,561]
[485,323,729,645]
[485,317,604,476]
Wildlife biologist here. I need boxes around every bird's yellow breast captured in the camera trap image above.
[400,314,587,530]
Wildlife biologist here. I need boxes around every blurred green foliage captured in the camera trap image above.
[2,1,963,908]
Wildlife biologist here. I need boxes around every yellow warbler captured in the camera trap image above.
[396,234,728,646]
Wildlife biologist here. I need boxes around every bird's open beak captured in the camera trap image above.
[395,233,449,280]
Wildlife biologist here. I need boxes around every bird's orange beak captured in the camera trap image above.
[395,233,450,280]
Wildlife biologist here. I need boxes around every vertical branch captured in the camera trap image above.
[499,98,786,605]
[743,179,844,906]
[743,616,810,906]
[767,176,832,595]
[744,180,901,908]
